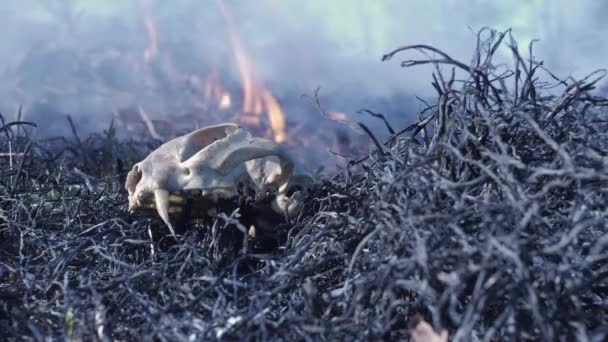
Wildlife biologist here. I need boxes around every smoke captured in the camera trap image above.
[0,0,606,138]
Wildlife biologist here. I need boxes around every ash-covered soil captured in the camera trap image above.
[1,29,608,341]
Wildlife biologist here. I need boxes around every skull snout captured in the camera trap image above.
[126,164,142,197]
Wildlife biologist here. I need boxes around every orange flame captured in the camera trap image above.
[216,0,287,143]
[328,111,348,122]
[219,93,232,110]
[204,69,232,110]
[263,90,287,143]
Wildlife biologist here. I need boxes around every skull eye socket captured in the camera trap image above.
[183,167,191,176]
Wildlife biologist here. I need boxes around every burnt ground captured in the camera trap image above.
[1,29,608,341]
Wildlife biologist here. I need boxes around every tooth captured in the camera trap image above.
[209,192,219,203]
[279,183,288,193]
[202,190,218,202]
[267,173,280,184]
[217,190,229,199]
[248,225,256,238]
[154,188,177,238]
[189,189,201,196]
[139,202,156,210]
[169,206,183,214]
[169,194,186,204]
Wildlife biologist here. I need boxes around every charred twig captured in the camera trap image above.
[357,122,386,156]
[357,109,395,134]
[2,28,608,341]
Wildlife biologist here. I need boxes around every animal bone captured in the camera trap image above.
[125,123,311,237]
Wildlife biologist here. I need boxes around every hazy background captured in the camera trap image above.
[0,0,606,141]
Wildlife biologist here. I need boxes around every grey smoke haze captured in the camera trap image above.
[0,0,606,137]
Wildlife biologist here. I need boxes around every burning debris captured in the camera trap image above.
[4,0,365,172]
[215,0,288,144]
[2,28,608,341]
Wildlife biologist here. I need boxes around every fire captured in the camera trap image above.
[219,93,232,110]
[216,0,287,143]
[137,0,288,144]
[203,69,232,110]
[240,115,261,126]
[262,90,287,143]
[328,111,348,122]
[140,0,158,63]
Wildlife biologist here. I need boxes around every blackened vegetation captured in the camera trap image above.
[1,28,608,341]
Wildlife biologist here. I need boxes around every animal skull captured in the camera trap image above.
[125,123,311,237]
